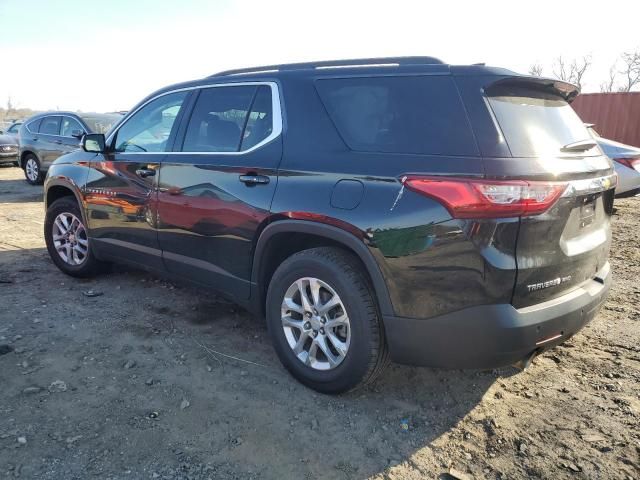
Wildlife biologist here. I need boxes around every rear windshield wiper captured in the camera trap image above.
[560,139,598,153]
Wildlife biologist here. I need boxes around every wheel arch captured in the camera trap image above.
[251,220,394,318]
[45,179,84,214]
[20,150,37,168]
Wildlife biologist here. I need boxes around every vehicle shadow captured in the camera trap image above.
[0,168,43,203]
[1,248,504,479]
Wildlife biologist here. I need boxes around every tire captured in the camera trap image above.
[44,197,104,277]
[23,153,43,185]
[266,247,389,394]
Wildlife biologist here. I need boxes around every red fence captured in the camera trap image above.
[572,92,640,147]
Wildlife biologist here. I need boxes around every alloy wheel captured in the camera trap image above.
[281,277,351,370]
[52,212,89,266]
[25,158,39,182]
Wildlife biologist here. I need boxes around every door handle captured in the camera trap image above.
[136,168,156,178]
[53,140,62,145]
[239,174,269,185]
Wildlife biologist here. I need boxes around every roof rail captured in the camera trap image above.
[209,56,445,77]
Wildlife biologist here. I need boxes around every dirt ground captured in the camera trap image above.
[0,164,638,480]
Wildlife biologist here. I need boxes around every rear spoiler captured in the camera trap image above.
[485,76,580,103]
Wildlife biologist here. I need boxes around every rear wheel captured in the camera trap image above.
[44,197,104,277]
[266,247,389,393]
[23,154,43,184]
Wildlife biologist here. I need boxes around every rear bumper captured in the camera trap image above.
[383,262,611,369]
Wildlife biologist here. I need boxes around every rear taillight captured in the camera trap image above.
[404,176,567,219]
[613,157,640,171]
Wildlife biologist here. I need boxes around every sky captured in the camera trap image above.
[0,0,639,113]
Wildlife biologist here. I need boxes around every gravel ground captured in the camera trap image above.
[0,164,638,480]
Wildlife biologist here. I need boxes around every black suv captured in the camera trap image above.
[43,57,614,393]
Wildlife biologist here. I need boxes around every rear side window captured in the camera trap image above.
[39,116,61,135]
[26,118,41,133]
[486,86,593,157]
[181,85,273,153]
[315,76,478,156]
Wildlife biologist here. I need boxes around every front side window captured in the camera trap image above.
[7,124,20,133]
[182,85,274,153]
[39,116,61,135]
[61,117,84,137]
[113,91,187,153]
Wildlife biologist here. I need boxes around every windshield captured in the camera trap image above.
[486,86,596,157]
[81,114,122,135]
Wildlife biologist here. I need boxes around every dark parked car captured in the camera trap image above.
[19,111,121,184]
[1,121,23,140]
[43,57,615,393]
[0,132,19,166]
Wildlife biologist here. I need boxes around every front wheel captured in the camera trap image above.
[266,247,389,393]
[23,154,43,184]
[44,197,105,277]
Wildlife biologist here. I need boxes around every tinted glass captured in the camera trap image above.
[39,116,61,135]
[182,86,255,152]
[60,117,84,137]
[316,76,478,156]
[486,86,594,157]
[114,91,187,153]
[81,114,122,134]
[240,86,273,151]
[7,124,20,133]
[26,118,41,133]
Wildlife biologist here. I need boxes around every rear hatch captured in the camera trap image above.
[483,77,615,308]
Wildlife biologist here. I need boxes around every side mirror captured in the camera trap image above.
[71,129,84,139]
[83,133,106,153]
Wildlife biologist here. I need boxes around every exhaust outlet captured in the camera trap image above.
[512,350,538,371]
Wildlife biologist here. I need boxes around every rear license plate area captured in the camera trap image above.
[579,196,596,228]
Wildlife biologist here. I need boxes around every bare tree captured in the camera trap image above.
[528,63,543,76]
[619,50,640,92]
[552,55,591,90]
[600,65,618,93]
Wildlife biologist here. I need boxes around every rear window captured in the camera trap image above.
[315,76,478,156]
[486,86,594,157]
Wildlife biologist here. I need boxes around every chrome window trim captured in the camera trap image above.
[106,81,283,156]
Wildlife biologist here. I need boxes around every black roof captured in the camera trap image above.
[131,57,580,111]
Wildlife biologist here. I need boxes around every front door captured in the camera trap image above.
[59,115,86,155]
[84,91,190,270]
[156,83,282,299]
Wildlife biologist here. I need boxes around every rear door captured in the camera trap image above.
[85,91,190,270]
[481,79,615,308]
[37,115,63,165]
[156,82,282,299]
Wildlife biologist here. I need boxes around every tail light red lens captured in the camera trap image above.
[613,157,640,171]
[404,176,568,219]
